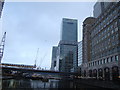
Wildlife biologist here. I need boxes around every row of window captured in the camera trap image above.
[96,2,118,24]
[92,3,118,37]
[89,55,118,67]
[91,33,119,58]
[91,47,119,60]
[92,22,118,47]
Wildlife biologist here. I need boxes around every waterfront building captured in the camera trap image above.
[93,2,111,18]
[56,18,78,72]
[82,17,96,77]
[51,46,58,71]
[82,2,120,80]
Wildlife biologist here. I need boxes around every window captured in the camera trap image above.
[115,27,118,32]
[90,63,92,67]
[108,57,111,63]
[111,29,114,34]
[105,59,107,63]
[115,55,118,61]
[103,59,105,64]
[98,60,99,65]
[111,56,113,62]
[102,59,104,64]
[89,63,90,67]
[67,22,73,24]
[100,59,102,64]
[95,61,97,66]
[107,58,109,63]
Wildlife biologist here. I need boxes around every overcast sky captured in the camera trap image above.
[1,2,95,69]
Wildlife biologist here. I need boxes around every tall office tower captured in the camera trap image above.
[57,18,78,72]
[0,0,4,18]
[51,46,58,71]
[82,2,120,80]
[78,41,82,66]
[60,18,77,42]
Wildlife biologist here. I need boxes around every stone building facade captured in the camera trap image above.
[82,2,120,80]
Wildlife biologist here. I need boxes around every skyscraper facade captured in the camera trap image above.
[93,2,112,18]
[60,18,77,42]
[82,2,120,80]
[56,18,78,72]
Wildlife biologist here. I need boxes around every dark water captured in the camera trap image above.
[2,79,99,89]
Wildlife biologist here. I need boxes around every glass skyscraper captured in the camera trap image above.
[60,18,77,42]
[56,18,78,72]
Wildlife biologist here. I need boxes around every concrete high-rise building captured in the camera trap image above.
[93,2,105,18]
[51,46,58,71]
[56,18,78,72]
[82,17,96,77]
[82,17,96,63]
[78,41,82,66]
[82,2,120,80]
[93,1,114,18]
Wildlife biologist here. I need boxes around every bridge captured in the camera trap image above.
[1,63,36,69]
[1,63,77,81]
[2,66,76,75]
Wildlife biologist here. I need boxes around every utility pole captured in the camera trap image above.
[0,32,6,63]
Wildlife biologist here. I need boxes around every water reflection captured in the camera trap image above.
[2,79,75,89]
[2,79,31,88]
[3,78,102,89]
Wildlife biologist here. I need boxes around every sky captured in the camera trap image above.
[1,1,96,69]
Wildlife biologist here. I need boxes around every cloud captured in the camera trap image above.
[1,2,95,69]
